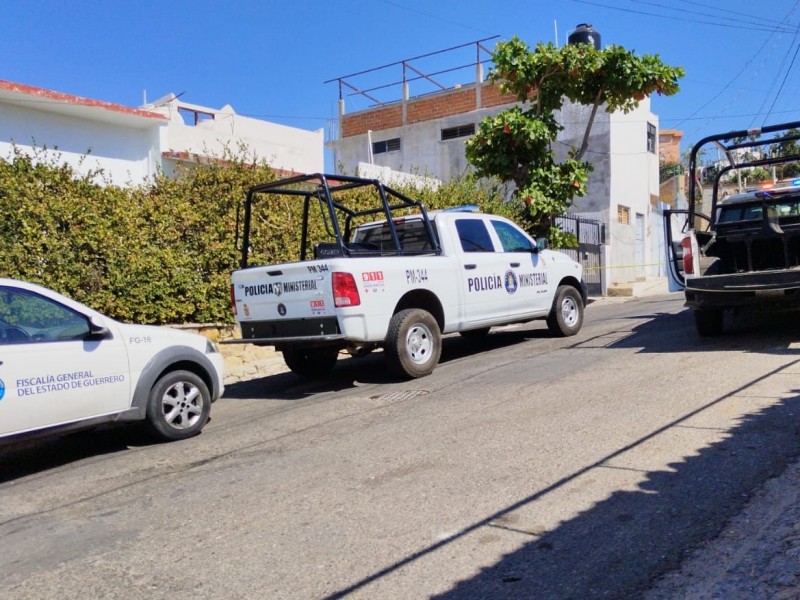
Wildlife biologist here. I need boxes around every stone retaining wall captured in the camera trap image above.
[168,323,288,384]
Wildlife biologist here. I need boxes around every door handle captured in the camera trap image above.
[464,264,477,270]
[510,262,520,267]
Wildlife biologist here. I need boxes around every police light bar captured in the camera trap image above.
[441,205,480,213]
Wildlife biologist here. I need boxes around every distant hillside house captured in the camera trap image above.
[0,80,323,185]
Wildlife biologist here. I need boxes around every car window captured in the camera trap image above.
[353,218,435,251]
[455,219,495,252]
[0,286,90,345]
[491,220,534,252]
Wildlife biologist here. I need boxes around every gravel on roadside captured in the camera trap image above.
[644,456,800,599]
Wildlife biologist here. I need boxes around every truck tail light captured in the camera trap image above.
[333,272,361,307]
[682,237,694,275]
[229,284,237,316]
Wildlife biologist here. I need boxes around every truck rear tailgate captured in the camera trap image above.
[231,262,342,343]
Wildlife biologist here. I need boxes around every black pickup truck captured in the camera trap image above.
[664,121,800,335]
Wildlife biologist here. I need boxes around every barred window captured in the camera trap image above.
[441,124,476,141]
[372,138,401,154]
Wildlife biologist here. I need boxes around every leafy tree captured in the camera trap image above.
[772,129,800,180]
[466,37,684,246]
[746,167,771,183]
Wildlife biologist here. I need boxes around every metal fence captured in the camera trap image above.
[554,215,605,296]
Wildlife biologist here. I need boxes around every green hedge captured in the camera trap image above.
[0,150,505,324]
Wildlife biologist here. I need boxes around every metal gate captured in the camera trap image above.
[554,215,605,296]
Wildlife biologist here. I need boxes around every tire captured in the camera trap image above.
[694,309,724,337]
[282,347,339,378]
[145,370,211,442]
[546,285,584,337]
[459,327,490,340]
[385,308,442,378]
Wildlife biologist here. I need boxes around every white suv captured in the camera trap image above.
[0,279,224,444]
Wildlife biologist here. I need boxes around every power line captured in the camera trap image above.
[378,0,494,35]
[669,1,800,137]
[673,0,794,27]
[763,30,800,124]
[632,0,796,31]
[570,0,800,34]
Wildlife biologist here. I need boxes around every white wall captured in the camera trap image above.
[608,102,659,283]
[0,102,161,185]
[356,162,440,190]
[153,98,324,175]
[331,105,508,180]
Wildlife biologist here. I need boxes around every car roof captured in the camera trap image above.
[721,184,800,206]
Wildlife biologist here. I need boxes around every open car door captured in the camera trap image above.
[663,209,711,292]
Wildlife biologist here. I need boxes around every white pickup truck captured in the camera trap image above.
[229,174,587,378]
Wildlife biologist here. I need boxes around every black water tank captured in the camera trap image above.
[568,23,601,49]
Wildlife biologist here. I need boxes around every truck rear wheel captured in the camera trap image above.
[385,308,441,378]
[694,309,724,337]
[283,347,339,378]
[546,285,584,337]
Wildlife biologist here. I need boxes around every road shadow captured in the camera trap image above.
[322,364,800,599]
[0,426,157,484]
[586,304,800,355]
[224,326,548,399]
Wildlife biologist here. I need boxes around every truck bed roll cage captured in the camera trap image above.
[235,173,442,269]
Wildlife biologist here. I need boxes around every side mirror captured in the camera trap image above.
[88,316,111,339]
[535,237,548,251]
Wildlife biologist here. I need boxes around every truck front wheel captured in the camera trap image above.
[385,308,442,378]
[283,347,339,378]
[546,285,584,337]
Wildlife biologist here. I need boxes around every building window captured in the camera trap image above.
[441,123,476,141]
[178,107,215,126]
[372,138,401,155]
[647,122,657,154]
[617,205,631,224]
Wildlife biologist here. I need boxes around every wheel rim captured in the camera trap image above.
[561,296,579,328]
[160,381,203,430]
[405,322,434,365]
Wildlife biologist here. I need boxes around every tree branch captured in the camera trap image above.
[575,87,604,160]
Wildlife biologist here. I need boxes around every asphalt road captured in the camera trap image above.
[3,293,800,599]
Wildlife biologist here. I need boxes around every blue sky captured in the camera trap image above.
[4,0,800,163]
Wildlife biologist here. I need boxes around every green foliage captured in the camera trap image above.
[0,150,506,324]
[0,147,274,324]
[466,36,684,246]
[660,162,683,182]
[773,129,800,179]
[746,167,771,183]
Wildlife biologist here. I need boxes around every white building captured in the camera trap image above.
[0,80,165,184]
[0,80,324,186]
[329,77,664,291]
[143,93,324,178]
